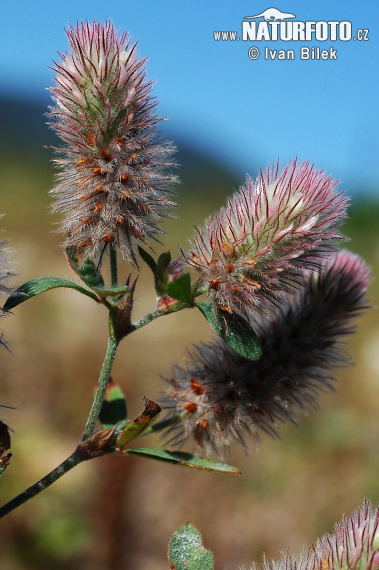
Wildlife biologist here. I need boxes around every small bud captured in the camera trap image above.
[114,276,137,341]
[76,428,116,459]
[157,257,187,310]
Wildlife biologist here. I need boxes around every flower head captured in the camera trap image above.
[251,499,379,570]
[0,240,14,296]
[187,160,348,317]
[0,218,15,296]
[49,21,177,263]
[0,222,16,348]
[161,251,370,455]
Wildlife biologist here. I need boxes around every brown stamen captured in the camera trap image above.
[183,402,198,412]
[209,278,220,290]
[190,378,205,395]
[87,131,95,146]
[101,148,112,161]
[76,157,89,166]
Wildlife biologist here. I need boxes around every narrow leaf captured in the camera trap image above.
[93,285,129,297]
[166,273,192,304]
[66,247,104,289]
[155,251,172,295]
[168,523,214,570]
[124,448,241,474]
[3,277,99,310]
[197,301,262,360]
[98,379,127,429]
[138,245,157,274]
[116,398,161,449]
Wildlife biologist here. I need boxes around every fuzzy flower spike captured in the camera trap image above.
[49,21,177,263]
[162,250,370,455]
[252,499,379,570]
[188,160,348,317]
[0,220,15,347]
[0,236,14,295]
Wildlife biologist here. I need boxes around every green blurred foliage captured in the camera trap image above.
[0,98,378,570]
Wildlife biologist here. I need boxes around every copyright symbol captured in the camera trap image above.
[248,46,260,60]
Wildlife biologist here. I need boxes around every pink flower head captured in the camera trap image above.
[48,21,177,263]
[253,500,379,570]
[161,251,370,455]
[187,160,348,317]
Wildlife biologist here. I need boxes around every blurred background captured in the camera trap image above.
[0,1,378,568]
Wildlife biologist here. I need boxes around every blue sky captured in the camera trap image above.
[0,0,378,194]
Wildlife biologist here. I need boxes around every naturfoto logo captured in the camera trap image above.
[242,8,352,42]
[213,6,369,61]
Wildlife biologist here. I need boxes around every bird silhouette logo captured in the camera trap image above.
[244,7,296,22]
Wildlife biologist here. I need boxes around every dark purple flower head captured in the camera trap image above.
[161,250,370,455]
[252,499,379,570]
[187,161,348,318]
[48,21,177,264]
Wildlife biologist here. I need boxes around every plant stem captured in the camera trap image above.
[130,301,189,332]
[80,316,119,442]
[0,312,120,518]
[0,451,82,519]
[110,245,118,288]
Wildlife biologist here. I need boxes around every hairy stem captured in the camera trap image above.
[130,301,190,332]
[0,451,82,519]
[110,245,118,288]
[81,318,119,442]
[0,313,120,518]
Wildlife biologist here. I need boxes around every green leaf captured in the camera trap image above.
[3,277,99,311]
[116,399,161,449]
[124,448,241,474]
[92,285,129,297]
[155,251,172,295]
[166,273,192,304]
[157,251,171,271]
[66,247,104,290]
[98,379,127,429]
[197,301,262,360]
[168,523,214,570]
[138,245,157,274]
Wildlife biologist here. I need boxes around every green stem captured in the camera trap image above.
[0,313,120,518]
[109,246,118,288]
[0,452,82,519]
[130,301,189,332]
[80,316,119,442]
